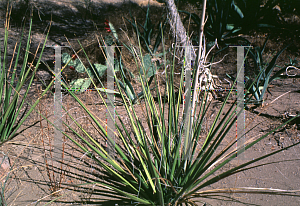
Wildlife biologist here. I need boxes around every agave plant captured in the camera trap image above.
[125,4,167,93]
[0,5,50,144]
[227,36,300,106]
[126,4,167,56]
[233,0,280,32]
[179,0,245,47]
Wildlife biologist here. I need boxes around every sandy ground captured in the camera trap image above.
[1,0,300,205]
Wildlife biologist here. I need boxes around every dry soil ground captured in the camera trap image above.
[1,0,300,205]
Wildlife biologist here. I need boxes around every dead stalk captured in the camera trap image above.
[191,0,207,121]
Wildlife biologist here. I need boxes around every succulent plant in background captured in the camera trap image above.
[62,52,107,93]
[205,0,243,44]
[232,0,280,33]
[61,20,138,102]
[179,0,245,47]
[227,37,300,106]
[62,18,166,103]
[125,4,168,95]
[126,5,167,56]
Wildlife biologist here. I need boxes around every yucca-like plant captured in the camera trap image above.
[40,1,300,204]
[0,4,50,144]
[51,27,300,206]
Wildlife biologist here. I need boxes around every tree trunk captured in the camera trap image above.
[164,0,209,124]
[165,0,196,61]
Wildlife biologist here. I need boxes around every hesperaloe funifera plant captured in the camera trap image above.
[43,1,300,205]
